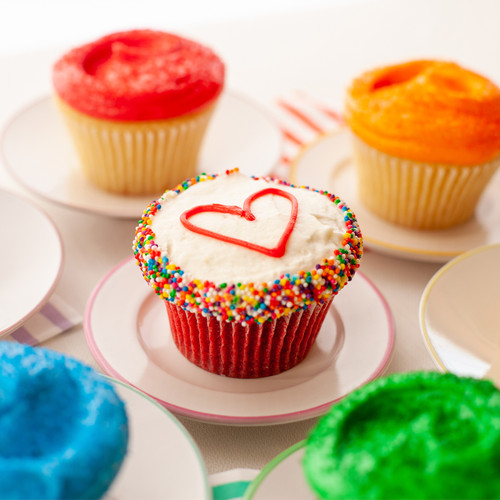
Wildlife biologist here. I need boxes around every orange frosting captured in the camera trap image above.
[345,60,500,165]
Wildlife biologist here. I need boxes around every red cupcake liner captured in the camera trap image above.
[165,297,333,378]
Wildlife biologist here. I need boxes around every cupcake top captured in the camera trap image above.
[133,169,363,325]
[345,60,500,165]
[53,29,225,121]
[303,371,500,500]
[0,342,128,500]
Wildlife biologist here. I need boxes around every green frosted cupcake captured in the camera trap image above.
[303,371,500,500]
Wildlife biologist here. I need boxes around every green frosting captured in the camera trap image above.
[303,371,500,500]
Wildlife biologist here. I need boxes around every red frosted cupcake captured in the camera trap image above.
[53,29,225,195]
[133,169,363,378]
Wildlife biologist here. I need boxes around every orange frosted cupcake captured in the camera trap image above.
[345,60,500,229]
[53,29,225,195]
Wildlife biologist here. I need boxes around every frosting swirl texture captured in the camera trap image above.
[53,29,225,121]
[304,371,500,499]
[345,60,500,165]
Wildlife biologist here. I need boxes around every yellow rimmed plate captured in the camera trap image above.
[419,243,500,377]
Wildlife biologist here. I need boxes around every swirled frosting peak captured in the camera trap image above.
[345,60,500,165]
[304,371,500,499]
[53,29,225,121]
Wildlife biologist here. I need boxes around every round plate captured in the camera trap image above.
[290,130,500,263]
[106,378,210,500]
[243,441,311,500]
[0,189,63,336]
[419,243,500,378]
[1,91,283,219]
[84,258,394,425]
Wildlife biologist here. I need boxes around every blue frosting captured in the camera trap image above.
[0,342,129,500]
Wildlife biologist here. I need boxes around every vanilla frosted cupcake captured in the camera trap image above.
[345,60,500,229]
[53,29,225,195]
[133,169,362,378]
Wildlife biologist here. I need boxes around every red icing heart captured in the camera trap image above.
[179,188,298,258]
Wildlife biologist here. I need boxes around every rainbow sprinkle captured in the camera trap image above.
[132,169,363,325]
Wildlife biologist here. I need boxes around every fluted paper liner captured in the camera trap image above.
[351,134,500,229]
[56,97,216,195]
[165,297,333,378]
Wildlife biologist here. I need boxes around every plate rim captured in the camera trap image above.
[84,257,395,426]
[105,375,212,500]
[419,242,500,373]
[1,89,283,219]
[289,128,498,262]
[0,188,64,337]
[243,440,306,500]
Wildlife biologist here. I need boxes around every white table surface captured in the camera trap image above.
[1,0,498,477]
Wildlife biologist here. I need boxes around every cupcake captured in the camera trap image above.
[133,169,362,378]
[345,60,500,229]
[53,29,225,195]
[303,371,500,499]
[0,341,129,500]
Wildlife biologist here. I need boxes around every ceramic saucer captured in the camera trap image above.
[290,130,500,263]
[84,258,394,425]
[105,378,210,500]
[0,189,63,337]
[243,441,311,500]
[419,243,500,378]
[1,91,283,219]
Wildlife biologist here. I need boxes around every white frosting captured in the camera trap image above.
[151,173,347,283]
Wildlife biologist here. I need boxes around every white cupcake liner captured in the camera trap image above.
[351,134,500,229]
[56,98,216,195]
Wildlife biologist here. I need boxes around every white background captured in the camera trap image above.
[1,0,356,55]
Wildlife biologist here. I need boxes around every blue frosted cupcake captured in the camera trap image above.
[0,342,129,500]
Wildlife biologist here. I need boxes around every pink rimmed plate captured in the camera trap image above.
[290,129,500,263]
[0,189,63,337]
[84,257,394,425]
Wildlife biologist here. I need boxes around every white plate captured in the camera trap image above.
[0,189,63,336]
[105,378,210,500]
[243,441,311,500]
[1,91,282,219]
[419,243,500,378]
[290,130,500,263]
[84,258,394,425]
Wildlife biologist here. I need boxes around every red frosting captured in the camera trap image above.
[53,30,225,121]
[180,188,299,258]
